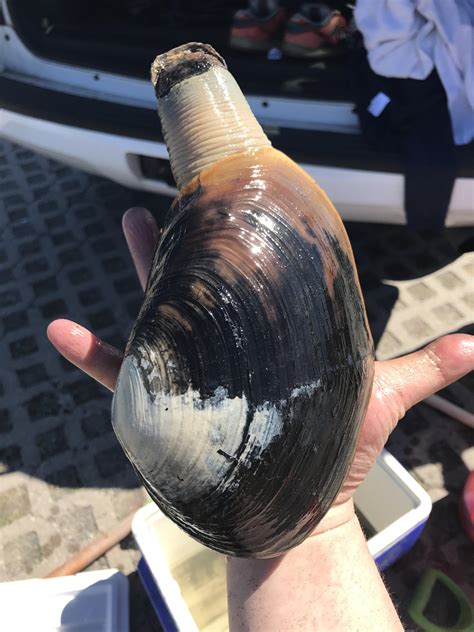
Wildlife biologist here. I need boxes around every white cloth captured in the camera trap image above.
[354,0,474,145]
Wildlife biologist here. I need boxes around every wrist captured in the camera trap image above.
[310,497,356,537]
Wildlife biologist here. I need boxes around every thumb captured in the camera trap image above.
[374,334,474,422]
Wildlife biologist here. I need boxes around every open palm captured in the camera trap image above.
[47,208,474,510]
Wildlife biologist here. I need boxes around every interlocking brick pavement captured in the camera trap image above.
[0,137,472,630]
[0,139,163,630]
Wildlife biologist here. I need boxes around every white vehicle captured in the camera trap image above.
[0,1,472,225]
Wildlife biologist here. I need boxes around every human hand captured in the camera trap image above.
[47,207,474,531]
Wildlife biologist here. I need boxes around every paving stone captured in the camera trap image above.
[36,425,69,460]
[406,281,436,301]
[88,308,116,330]
[58,505,98,552]
[17,363,49,388]
[58,247,82,265]
[45,215,66,231]
[41,533,62,558]
[0,268,14,284]
[68,267,92,285]
[126,298,142,319]
[32,276,58,297]
[94,445,132,479]
[38,199,59,215]
[107,331,127,350]
[462,261,474,276]
[3,531,42,576]
[84,221,106,237]
[45,466,82,500]
[2,310,29,332]
[101,257,127,274]
[3,180,20,193]
[51,230,75,246]
[0,289,21,309]
[375,331,401,359]
[12,223,35,239]
[40,299,68,319]
[0,445,22,473]
[383,261,413,278]
[437,270,465,290]
[0,409,12,433]
[4,194,25,208]
[23,257,50,276]
[113,276,140,295]
[431,303,463,323]
[81,410,112,439]
[59,355,80,373]
[74,205,96,221]
[462,292,474,309]
[0,485,31,527]
[402,316,434,338]
[22,161,39,173]
[60,178,81,193]
[8,208,28,223]
[9,335,39,359]
[67,378,104,405]
[18,239,41,257]
[26,391,61,421]
[91,238,115,254]
[78,286,103,307]
[28,175,47,187]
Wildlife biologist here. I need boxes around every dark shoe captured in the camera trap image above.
[282,3,347,58]
[230,6,287,52]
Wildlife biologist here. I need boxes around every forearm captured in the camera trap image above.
[227,500,402,631]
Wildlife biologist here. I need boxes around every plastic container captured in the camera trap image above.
[0,569,129,632]
[354,449,432,570]
[133,449,432,632]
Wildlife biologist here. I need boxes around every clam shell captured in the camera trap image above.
[112,146,374,557]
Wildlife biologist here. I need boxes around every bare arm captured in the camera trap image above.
[227,500,402,631]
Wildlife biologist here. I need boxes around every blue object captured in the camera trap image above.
[374,521,427,571]
[138,557,178,632]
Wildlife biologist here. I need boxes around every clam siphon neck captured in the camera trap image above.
[155,63,271,190]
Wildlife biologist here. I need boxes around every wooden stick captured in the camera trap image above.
[45,506,141,578]
[425,394,474,429]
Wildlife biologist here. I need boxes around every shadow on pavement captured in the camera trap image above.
[345,222,470,349]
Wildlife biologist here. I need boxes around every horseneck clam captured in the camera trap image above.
[112,43,374,558]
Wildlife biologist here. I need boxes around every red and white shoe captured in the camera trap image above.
[283,4,347,58]
[229,6,288,52]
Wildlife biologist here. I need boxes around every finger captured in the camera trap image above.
[374,333,474,419]
[47,319,123,391]
[122,207,160,291]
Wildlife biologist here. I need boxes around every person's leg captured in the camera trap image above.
[399,72,457,231]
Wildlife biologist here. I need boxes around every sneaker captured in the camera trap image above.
[282,3,347,58]
[229,6,288,52]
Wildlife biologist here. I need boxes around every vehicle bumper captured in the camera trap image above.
[0,74,472,225]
